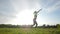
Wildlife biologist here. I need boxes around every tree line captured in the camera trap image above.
[0,24,60,28]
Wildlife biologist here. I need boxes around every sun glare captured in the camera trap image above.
[9,9,34,25]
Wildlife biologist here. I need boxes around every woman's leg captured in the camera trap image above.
[34,21,38,27]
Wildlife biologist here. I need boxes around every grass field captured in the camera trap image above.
[0,28,60,34]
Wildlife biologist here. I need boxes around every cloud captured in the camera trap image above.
[11,0,42,11]
[32,0,60,16]
[38,0,60,13]
[0,0,16,24]
[45,0,60,13]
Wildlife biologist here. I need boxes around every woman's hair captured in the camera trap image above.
[34,11,37,13]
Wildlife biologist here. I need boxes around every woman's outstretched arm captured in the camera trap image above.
[37,9,42,13]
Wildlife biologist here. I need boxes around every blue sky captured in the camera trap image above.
[0,0,60,25]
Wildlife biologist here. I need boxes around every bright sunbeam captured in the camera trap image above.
[9,9,34,25]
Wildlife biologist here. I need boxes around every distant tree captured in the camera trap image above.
[42,24,46,28]
[47,25,50,28]
[56,24,60,28]
[0,24,20,28]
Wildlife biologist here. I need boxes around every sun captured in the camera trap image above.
[9,9,34,25]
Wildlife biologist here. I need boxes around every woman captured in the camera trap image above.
[32,9,42,27]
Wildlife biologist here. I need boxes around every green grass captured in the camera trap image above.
[0,28,60,34]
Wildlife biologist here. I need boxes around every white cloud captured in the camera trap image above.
[46,1,60,13]
[0,0,16,24]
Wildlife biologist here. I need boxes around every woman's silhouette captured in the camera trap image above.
[32,9,42,27]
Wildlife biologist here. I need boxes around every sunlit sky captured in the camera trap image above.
[0,0,60,26]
